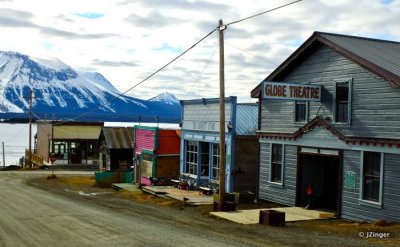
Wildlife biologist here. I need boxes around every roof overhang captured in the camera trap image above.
[257,116,400,148]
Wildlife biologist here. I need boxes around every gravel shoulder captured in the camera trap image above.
[26,174,400,247]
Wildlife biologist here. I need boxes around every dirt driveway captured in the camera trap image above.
[26,173,400,247]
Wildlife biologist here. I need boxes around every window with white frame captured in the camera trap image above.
[185,141,198,175]
[361,151,383,203]
[294,101,307,122]
[212,143,220,180]
[270,144,283,183]
[334,79,352,124]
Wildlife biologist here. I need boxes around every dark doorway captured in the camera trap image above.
[297,154,340,211]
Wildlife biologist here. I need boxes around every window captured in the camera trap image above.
[53,141,67,159]
[87,141,98,158]
[362,152,382,203]
[185,141,198,175]
[295,101,307,122]
[270,144,283,183]
[200,142,210,177]
[212,143,220,180]
[334,80,352,123]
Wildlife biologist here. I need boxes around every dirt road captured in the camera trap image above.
[0,171,396,246]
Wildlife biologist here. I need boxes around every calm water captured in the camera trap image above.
[0,122,178,166]
[0,123,37,166]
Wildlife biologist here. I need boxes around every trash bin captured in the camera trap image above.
[259,210,285,226]
[213,201,236,212]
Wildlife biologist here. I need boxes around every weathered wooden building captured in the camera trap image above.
[134,125,180,186]
[36,121,103,165]
[251,32,400,222]
[180,97,258,193]
[98,127,134,171]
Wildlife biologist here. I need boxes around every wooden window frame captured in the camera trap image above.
[359,151,384,208]
[269,143,284,185]
[333,79,352,125]
[185,140,198,176]
[294,101,308,123]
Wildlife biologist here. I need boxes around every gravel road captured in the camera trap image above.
[0,171,394,247]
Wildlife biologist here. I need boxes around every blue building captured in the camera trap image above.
[179,96,258,193]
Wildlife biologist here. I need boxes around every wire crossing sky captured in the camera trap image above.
[1,0,398,105]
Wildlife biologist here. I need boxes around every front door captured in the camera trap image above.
[297,153,340,212]
[70,142,82,164]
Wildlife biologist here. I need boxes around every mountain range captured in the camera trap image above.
[0,51,181,123]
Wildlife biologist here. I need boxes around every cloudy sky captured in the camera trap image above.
[0,0,399,102]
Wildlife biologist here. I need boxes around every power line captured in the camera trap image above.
[224,41,266,62]
[26,1,302,123]
[183,35,219,100]
[42,28,218,124]
[225,0,303,27]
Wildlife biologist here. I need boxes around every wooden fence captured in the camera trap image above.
[25,150,44,167]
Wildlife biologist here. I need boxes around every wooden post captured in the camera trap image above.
[218,19,226,203]
[28,90,33,168]
[2,141,5,168]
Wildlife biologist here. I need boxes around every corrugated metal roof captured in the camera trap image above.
[53,125,102,140]
[318,32,400,83]
[102,127,133,149]
[235,104,258,135]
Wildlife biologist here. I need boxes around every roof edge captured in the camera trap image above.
[251,31,400,98]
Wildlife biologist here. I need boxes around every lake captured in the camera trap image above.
[0,123,37,166]
[0,122,179,166]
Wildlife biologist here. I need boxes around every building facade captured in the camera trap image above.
[251,32,400,222]
[180,97,258,193]
[98,127,134,171]
[133,125,180,186]
[36,121,103,165]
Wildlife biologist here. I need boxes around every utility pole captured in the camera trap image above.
[2,141,5,168]
[28,89,34,168]
[218,19,227,203]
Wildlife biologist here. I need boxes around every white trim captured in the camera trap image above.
[359,151,384,208]
[269,143,285,186]
[293,101,309,124]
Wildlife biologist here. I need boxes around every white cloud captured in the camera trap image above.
[0,0,399,103]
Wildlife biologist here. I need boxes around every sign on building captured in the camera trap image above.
[262,81,321,101]
[344,171,356,189]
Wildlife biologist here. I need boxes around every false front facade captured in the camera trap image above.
[251,32,400,222]
[180,97,258,193]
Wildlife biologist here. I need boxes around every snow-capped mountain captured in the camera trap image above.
[148,92,180,105]
[0,51,181,122]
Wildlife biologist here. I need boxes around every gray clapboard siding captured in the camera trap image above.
[183,103,231,122]
[259,143,297,206]
[261,44,400,139]
[342,151,400,222]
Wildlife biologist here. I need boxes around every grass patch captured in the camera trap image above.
[53,175,96,187]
